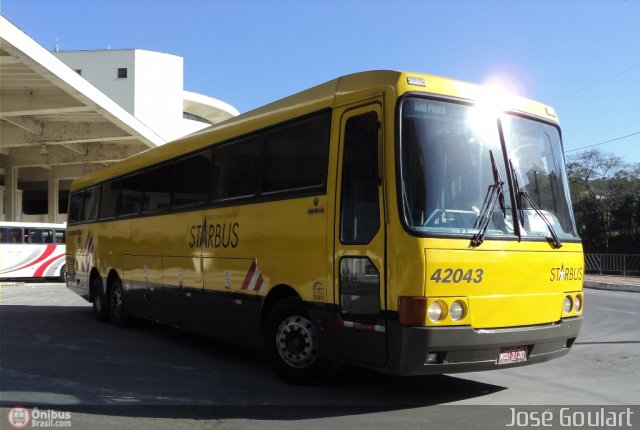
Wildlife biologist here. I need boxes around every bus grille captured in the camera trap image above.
[66,254,76,283]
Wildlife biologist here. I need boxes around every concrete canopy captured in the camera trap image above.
[0,16,169,221]
[1,16,166,171]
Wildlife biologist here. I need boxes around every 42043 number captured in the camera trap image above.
[429,268,484,284]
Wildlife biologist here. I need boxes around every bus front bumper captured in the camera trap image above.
[387,317,582,375]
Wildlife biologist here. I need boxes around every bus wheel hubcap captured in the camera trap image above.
[276,316,318,368]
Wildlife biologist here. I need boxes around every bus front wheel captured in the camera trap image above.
[265,297,333,384]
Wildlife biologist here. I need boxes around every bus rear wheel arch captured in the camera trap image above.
[264,296,334,384]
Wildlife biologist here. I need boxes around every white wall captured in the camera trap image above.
[55,49,184,142]
[133,50,184,141]
[54,50,136,114]
[54,49,237,144]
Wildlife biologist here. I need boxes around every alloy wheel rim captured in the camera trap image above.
[275,316,318,368]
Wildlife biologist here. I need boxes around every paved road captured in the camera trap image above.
[1,284,638,429]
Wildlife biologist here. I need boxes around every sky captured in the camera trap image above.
[2,0,640,163]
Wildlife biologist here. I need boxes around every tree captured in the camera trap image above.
[566,149,640,253]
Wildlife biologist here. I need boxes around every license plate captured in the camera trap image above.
[497,346,528,365]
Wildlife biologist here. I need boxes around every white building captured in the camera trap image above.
[0,16,239,223]
[53,49,238,142]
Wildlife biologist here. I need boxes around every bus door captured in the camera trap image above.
[334,103,387,367]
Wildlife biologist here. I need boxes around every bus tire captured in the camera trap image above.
[91,277,109,321]
[109,278,128,328]
[59,265,67,283]
[265,297,333,384]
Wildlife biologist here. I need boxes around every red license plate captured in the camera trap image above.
[497,346,528,365]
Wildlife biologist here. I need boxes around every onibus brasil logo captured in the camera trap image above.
[7,407,30,428]
[7,406,72,428]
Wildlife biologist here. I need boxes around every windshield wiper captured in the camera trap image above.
[471,150,505,247]
[509,159,563,249]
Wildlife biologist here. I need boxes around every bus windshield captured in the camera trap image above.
[399,97,578,241]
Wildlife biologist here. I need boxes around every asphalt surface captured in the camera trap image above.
[1,283,638,429]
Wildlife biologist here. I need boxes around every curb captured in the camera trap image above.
[584,281,640,293]
[0,282,27,288]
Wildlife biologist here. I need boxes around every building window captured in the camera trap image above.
[117,68,128,78]
[183,112,213,125]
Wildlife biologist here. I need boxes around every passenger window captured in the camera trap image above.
[54,230,65,244]
[212,137,260,200]
[68,191,84,223]
[340,111,380,244]
[9,228,23,243]
[144,163,173,213]
[41,229,54,243]
[174,151,210,207]
[263,114,330,193]
[26,228,51,244]
[83,186,100,221]
[99,179,120,219]
[118,172,144,216]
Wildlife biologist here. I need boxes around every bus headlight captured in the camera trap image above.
[563,296,573,313]
[427,301,445,322]
[449,301,465,321]
[574,294,583,312]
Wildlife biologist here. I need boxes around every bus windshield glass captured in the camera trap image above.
[399,97,578,241]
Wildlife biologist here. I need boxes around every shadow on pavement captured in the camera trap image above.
[1,304,505,420]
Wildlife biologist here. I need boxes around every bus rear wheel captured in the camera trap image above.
[265,297,333,384]
[109,278,128,327]
[59,265,67,283]
[91,277,109,321]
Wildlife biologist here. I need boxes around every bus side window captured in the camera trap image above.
[118,172,144,216]
[42,229,53,243]
[340,111,380,244]
[212,136,260,200]
[26,228,44,243]
[144,163,174,213]
[262,114,330,193]
[55,230,65,244]
[68,191,85,223]
[83,186,101,221]
[174,151,209,207]
[10,228,22,243]
[99,180,120,219]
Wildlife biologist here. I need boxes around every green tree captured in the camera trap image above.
[566,149,640,253]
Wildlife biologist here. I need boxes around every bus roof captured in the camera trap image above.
[70,70,558,191]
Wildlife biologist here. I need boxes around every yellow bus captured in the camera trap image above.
[66,70,583,383]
